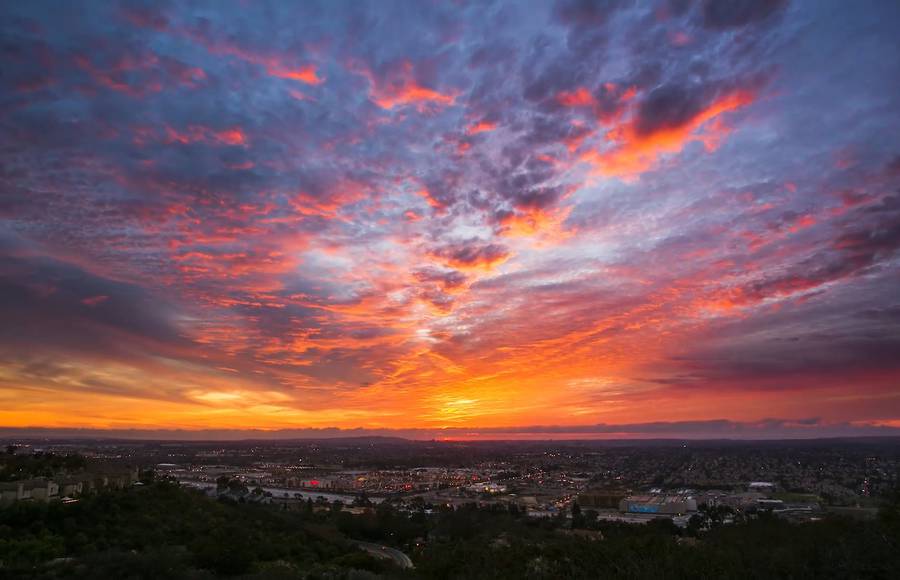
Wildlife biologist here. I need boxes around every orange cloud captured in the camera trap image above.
[669,31,692,46]
[165,125,247,146]
[289,183,367,219]
[620,86,637,102]
[466,120,497,135]
[557,87,595,107]
[417,188,446,210]
[429,242,511,271]
[73,52,166,97]
[216,128,247,146]
[120,15,325,87]
[581,89,755,179]
[183,29,324,86]
[366,61,457,111]
[496,206,574,244]
[81,295,109,307]
[787,213,816,233]
[268,64,323,85]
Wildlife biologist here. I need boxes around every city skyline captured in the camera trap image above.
[2,0,899,437]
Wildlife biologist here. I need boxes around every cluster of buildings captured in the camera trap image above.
[159,462,514,496]
[619,494,698,515]
[0,467,138,505]
[572,481,825,526]
[8,439,888,528]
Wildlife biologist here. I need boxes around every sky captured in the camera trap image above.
[1,0,899,440]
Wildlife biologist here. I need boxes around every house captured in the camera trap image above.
[0,466,138,505]
[0,481,25,503]
[0,479,59,503]
[58,478,84,497]
[27,479,60,501]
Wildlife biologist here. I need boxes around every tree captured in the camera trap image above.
[686,514,705,537]
[139,469,156,485]
[227,479,248,494]
[571,501,584,529]
[192,525,253,576]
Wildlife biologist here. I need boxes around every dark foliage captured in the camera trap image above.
[1,482,899,579]
[0,482,392,579]
[0,453,86,482]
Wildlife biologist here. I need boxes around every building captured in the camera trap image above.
[749,481,776,492]
[0,478,59,503]
[298,477,337,489]
[578,489,627,509]
[722,491,766,509]
[619,494,697,515]
[0,481,25,502]
[58,479,84,497]
[0,466,137,506]
[28,479,60,501]
[757,498,785,510]
[467,482,507,494]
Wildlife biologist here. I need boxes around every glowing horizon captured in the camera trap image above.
[1,0,899,438]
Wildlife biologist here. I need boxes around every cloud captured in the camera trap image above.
[701,0,788,30]
[466,119,497,135]
[0,0,898,432]
[554,0,628,27]
[581,83,757,178]
[0,243,188,360]
[557,87,595,107]
[3,418,898,441]
[360,60,457,111]
[81,294,110,307]
[713,195,900,308]
[413,267,468,290]
[429,241,512,271]
[121,6,324,86]
[164,125,247,146]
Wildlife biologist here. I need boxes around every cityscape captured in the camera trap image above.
[3,436,900,576]
[6,437,897,515]
[2,0,900,577]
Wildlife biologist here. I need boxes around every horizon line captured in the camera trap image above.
[3,418,899,442]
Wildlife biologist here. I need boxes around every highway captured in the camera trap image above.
[352,540,414,569]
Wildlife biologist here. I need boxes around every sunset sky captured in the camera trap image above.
[2,0,899,439]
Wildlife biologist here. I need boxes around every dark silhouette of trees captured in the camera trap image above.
[2,476,899,578]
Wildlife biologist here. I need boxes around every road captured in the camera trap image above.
[352,540,414,569]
